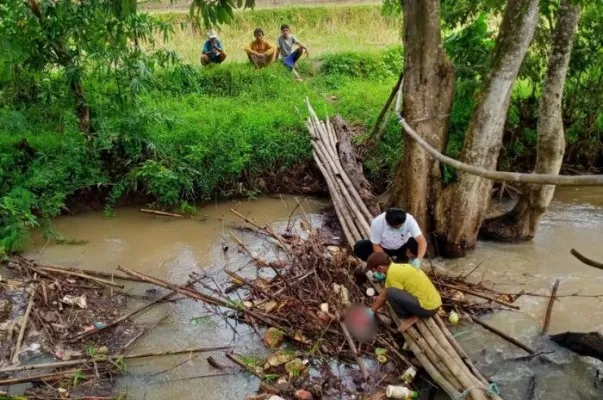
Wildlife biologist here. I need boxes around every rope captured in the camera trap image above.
[452,383,500,400]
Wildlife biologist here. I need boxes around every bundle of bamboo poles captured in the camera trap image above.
[305,100,503,400]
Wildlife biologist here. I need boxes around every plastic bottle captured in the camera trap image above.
[386,385,418,399]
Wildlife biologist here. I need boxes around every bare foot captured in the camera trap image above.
[398,316,419,333]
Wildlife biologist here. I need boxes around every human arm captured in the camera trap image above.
[415,234,427,261]
[370,215,384,253]
[244,42,258,55]
[371,288,388,312]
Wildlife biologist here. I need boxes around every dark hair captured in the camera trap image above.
[280,24,290,31]
[254,27,264,36]
[406,237,419,258]
[385,208,407,227]
[366,252,391,270]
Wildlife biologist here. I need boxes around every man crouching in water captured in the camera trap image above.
[367,240,442,333]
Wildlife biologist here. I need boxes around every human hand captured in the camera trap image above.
[410,258,421,268]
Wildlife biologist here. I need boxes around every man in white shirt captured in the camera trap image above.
[354,208,428,267]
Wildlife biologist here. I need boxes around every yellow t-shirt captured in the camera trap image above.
[384,263,442,310]
[245,39,275,55]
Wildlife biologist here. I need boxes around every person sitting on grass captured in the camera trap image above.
[201,31,226,65]
[366,242,442,333]
[275,24,308,81]
[244,27,276,69]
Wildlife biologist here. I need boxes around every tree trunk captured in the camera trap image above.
[70,78,91,134]
[481,0,580,241]
[435,0,539,257]
[389,0,454,233]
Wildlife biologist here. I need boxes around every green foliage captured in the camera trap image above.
[320,47,402,79]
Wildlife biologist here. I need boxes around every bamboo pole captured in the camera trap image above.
[405,327,464,391]
[404,334,461,398]
[415,321,488,400]
[542,279,560,335]
[0,346,231,374]
[398,116,603,186]
[422,318,489,391]
[11,285,37,364]
[434,315,490,386]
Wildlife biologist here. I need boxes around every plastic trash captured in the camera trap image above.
[386,385,418,399]
[61,295,87,309]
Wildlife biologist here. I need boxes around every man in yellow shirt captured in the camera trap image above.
[367,240,442,333]
[244,28,276,69]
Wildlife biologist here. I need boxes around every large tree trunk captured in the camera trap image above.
[389,0,454,233]
[435,0,539,257]
[481,0,580,241]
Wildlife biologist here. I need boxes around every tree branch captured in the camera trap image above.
[398,117,603,186]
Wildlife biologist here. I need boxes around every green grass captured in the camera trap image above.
[150,6,401,64]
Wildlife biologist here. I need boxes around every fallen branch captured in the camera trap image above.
[439,282,520,310]
[470,316,535,355]
[339,319,369,381]
[398,116,603,186]
[69,291,176,342]
[34,265,124,289]
[0,368,83,385]
[570,248,603,270]
[541,279,560,335]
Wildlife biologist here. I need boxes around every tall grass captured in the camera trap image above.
[152,6,401,64]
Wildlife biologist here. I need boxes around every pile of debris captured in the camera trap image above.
[0,257,225,399]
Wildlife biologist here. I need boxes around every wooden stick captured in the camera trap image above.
[225,352,264,379]
[398,116,603,186]
[0,346,231,374]
[439,282,520,309]
[470,316,535,354]
[542,279,560,335]
[0,368,83,385]
[117,314,169,354]
[68,291,176,341]
[339,320,369,381]
[35,265,124,289]
[570,248,603,270]
[368,73,404,140]
[140,208,184,217]
[11,285,37,364]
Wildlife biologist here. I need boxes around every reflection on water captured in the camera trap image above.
[22,187,603,399]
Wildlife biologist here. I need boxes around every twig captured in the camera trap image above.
[541,279,560,335]
[140,208,184,218]
[338,318,369,381]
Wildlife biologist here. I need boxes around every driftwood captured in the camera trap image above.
[541,279,560,335]
[570,248,603,270]
[550,331,603,361]
[470,316,535,355]
[140,208,184,217]
[398,116,603,186]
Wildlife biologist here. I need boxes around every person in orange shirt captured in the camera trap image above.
[244,28,276,69]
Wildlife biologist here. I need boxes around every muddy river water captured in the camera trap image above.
[22,188,603,399]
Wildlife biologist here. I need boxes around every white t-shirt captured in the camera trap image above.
[369,212,422,250]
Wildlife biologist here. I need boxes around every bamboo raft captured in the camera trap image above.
[305,100,503,400]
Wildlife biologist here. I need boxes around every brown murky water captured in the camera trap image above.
[22,188,603,399]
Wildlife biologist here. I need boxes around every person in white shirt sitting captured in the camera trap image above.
[354,208,428,267]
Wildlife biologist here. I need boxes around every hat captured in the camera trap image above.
[207,30,218,40]
[366,252,391,269]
